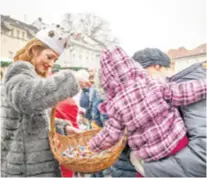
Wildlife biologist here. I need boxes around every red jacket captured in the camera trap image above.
[56,98,79,128]
[55,98,79,177]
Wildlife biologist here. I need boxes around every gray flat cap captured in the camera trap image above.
[132,48,170,68]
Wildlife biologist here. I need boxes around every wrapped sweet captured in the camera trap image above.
[62,145,108,158]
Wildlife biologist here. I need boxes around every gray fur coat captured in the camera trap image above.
[1,61,79,177]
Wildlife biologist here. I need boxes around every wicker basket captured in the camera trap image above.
[48,107,127,173]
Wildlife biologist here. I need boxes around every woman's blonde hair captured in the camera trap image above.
[14,38,49,77]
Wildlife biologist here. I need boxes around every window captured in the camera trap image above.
[10,30,14,37]
[73,54,76,60]
[4,30,9,35]
[16,30,20,38]
[22,32,25,39]
[8,51,13,58]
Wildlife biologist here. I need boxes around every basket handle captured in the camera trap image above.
[50,107,56,134]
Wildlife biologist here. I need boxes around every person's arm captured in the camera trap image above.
[4,61,79,113]
[79,89,90,109]
[162,79,206,106]
[55,118,72,135]
[92,100,103,127]
[88,107,124,152]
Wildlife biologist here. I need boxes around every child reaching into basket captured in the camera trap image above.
[88,46,207,176]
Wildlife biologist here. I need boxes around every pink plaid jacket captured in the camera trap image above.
[88,46,207,161]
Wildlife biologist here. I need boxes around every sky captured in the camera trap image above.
[0,0,206,55]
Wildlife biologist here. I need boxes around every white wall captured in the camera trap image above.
[173,54,206,72]
[1,26,33,61]
[58,45,101,68]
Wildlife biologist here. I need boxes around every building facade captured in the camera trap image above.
[1,15,108,69]
[168,44,206,72]
[32,17,102,69]
[1,15,38,62]
[58,37,102,68]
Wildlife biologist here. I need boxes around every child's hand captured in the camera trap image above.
[52,135,63,149]
[86,144,97,154]
[65,125,81,135]
[83,144,89,151]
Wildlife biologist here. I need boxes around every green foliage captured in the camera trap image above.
[52,65,88,71]
[0,61,12,67]
[0,61,87,71]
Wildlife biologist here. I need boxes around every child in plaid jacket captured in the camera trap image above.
[89,46,206,175]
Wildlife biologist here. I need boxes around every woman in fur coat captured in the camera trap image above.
[1,26,81,177]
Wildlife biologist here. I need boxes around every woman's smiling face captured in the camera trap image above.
[31,48,59,75]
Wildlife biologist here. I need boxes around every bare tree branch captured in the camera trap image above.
[62,13,119,48]
[85,34,107,47]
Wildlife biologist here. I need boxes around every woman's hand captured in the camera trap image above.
[65,125,81,135]
[72,71,91,88]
